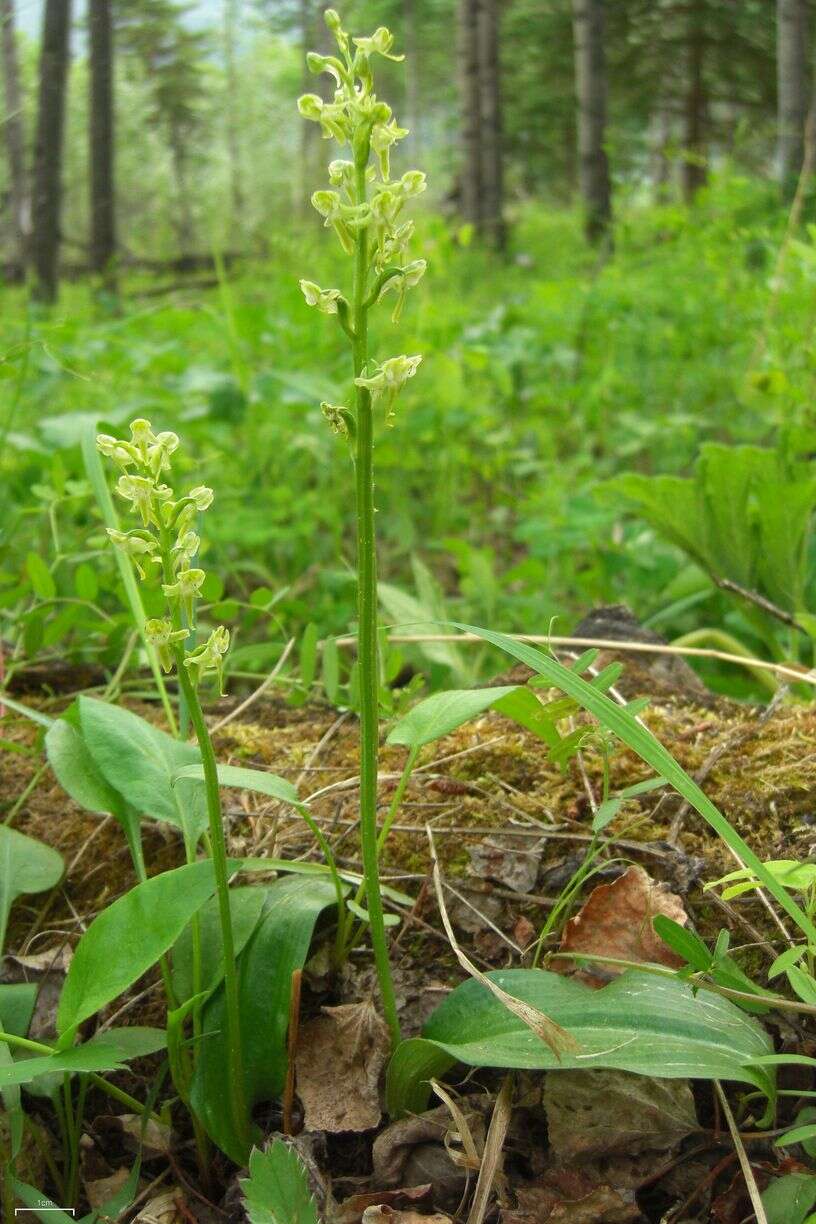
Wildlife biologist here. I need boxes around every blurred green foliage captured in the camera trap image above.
[3,172,816,700]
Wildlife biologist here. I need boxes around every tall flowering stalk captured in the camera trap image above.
[299,9,426,1045]
[96,418,249,1158]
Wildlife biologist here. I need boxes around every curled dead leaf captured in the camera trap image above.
[558,865,687,985]
[361,1209,452,1224]
[296,1001,390,1132]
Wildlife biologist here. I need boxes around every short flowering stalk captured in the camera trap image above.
[298,10,427,1047]
[97,418,250,1162]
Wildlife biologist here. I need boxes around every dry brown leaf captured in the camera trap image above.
[544,1068,698,1159]
[468,835,544,894]
[94,1112,172,1159]
[296,1001,390,1132]
[558,865,687,984]
[84,1166,130,1211]
[361,1209,452,1224]
[335,1185,434,1224]
[502,1168,640,1224]
[134,1191,187,1224]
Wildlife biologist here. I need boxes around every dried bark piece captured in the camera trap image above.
[296,1001,390,1132]
[544,1068,698,1159]
[559,864,687,985]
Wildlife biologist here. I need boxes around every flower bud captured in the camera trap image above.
[297,93,323,122]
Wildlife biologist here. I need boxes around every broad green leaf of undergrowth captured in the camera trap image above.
[57,859,222,1037]
[0,982,37,1158]
[46,716,144,866]
[762,1172,816,1224]
[78,696,207,845]
[190,874,339,1163]
[387,685,519,749]
[174,761,299,805]
[171,886,268,1003]
[386,968,773,1119]
[241,1141,319,1224]
[452,622,816,943]
[0,825,64,953]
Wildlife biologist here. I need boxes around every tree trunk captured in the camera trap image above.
[89,0,116,290]
[224,0,244,226]
[169,120,195,255]
[403,0,421,158]
[478,0,505,249]
[458,0,482,228]
[1,0,29,271]
[777,0,809,196]
[32,0,72,302]
[571,0,612,244]
[681,0,707,202]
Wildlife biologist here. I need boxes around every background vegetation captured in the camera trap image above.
[2,0,816,703]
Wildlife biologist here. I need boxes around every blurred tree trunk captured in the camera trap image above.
[224,0,244,227]
[777,0,809,197]
[458,0,482,229]
[478,0,505,249]
[169,120,195,254]
[403,0,421,158]
[1,0,29,273]
[89,0,116,291]
[571,0,612,243]
[681,0,707,202]
[32,0,72,302]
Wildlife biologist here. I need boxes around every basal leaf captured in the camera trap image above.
[78,696,207,845]
[190,875,339,1163]
[0,826,64,953]
[386,686,518,749]
[0,1027,166,1088]
[386,968,773,1118]
[57,860,220,1036]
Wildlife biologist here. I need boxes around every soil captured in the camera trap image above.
[2,633,816,1221]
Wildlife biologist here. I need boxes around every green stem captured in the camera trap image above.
[352,157,400,1048]
[174,653,249,1157]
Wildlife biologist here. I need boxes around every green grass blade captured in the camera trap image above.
[453,622,816,944]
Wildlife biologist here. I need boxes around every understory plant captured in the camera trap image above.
[297,7,427,1045]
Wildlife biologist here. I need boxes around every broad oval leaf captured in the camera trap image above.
[385,968,773,1119]
[0,826,64,952]
[172,886,268,1003]
[78,697,207,845]
[190,874,339,1163]
[174,762,299,806]
[57,860,220,1036]
[386,686,519,749]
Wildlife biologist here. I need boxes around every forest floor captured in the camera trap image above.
[3,638,816,1222]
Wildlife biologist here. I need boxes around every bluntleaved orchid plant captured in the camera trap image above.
[96,417,248,1156]
[298,8,427,1045]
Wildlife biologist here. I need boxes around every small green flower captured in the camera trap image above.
[105,528,159,578]
[116,473,159,526]
[321,402,354,438]
[353,26,403,62]
[146,430,180,477]
[144,617,189,672]
[96,434,137,468]
[188,486,214,511]
[377,259,427,322]
[173,530,200,566]
[371,117,408,180]
[184,625,230,693]
[300,280,343,315]
[162,567,206,620]
[354,354,422,424]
